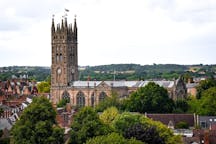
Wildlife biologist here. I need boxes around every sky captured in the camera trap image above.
[0,0,216,67]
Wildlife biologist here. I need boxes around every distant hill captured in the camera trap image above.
[0,64,215,81]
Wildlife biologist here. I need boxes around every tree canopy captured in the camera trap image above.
[196,78,216,99]
[124,82,174,113]
[86,132,143,144]
[11,96,64,144]
[69,107,111,144]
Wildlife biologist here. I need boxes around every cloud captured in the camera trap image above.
[0,0,216,66]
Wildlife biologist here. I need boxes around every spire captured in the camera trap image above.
[65,17,68,28]
[51,15,55,33]
[73,15,77,40]
[61,18,64,30]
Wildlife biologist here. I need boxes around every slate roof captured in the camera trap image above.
[147,114,195,127]
[186,83,198,89]
[70,80,175,88]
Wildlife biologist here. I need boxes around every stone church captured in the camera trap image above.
[50,17,187,107]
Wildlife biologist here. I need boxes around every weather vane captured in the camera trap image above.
[64,8,69,18]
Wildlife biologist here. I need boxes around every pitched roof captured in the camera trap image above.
[147,114,195,127]
[70,80,175,88]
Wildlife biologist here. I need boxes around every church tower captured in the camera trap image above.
[51,16,78,87]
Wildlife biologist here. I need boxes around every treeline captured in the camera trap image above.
[0,64,215,81]
[80,64,216,81]
[0,66,50,81]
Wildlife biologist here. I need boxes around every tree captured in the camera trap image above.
[86,132,143,144]
[95,91,122,112]
[173,99,189,113]
[124,123,165,144]
[112,112,182,144]
[199,87,216,115]
[37,81,50,93]
[99,107,119,125]
[175,121,189,129]
[196,78,216,99]
[124,82,174,113]
[69,107,111,144]
[11,96,64,144]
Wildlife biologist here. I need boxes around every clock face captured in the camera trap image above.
[72,68,75,73]
[57,68,61,74]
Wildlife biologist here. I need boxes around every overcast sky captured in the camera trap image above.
[0,0,216,67]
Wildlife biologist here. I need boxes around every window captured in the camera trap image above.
[200,121,207,128]
[60,54,63,62]
[91,93,95,107]
[76,91,85,107]
[210,119,212,122]
[99,92,107,102]
[56,54,59,63]
[62,91,70,103]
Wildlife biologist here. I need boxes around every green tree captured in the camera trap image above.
[95,91,122,112]
[37,81,50,93]
[199,87,216,115]
[11,97,64,144]
[124,123,165,144]
[112,112,182,144]
[196,78,216,99]
[124,82,174,113]
[173,99,189,113]
[69,107,111,144]
[99,107,119,125]
[175,121,189,129]
[86,132,143,144]
[57,98,69,107]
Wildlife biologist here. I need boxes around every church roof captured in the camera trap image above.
[70,80,175,88]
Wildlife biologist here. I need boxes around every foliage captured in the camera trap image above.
[124,82,174,113]
[196,78,216,99]
[37,81,50,93]
[199,87,216,115]
[0,138,10,144]
[69,107,111,144]
[187,87,216,116]
[187,96,200,114]
[95,92,123,112]
[0,129,3,137]
[11,96,64,144]
[86,132,143,144]
[57,98,69,107]
[173,99,189,113]
[124,123,165,144]
[112,112,182,144]
[175,121,189,129]
[99,107,119,125]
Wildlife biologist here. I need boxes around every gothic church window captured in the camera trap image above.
[76,91,85,107]
[99,91,107,102]
[62,90,70,103]
[91,93,95,107]
[56,54,59,63]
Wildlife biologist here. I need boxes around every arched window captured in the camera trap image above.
[91,92,95,107]
[99,91,107,102]
[62,90,70,103]
[56,54,59,63]
[76,91,85,107]
[60,54,63,62]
